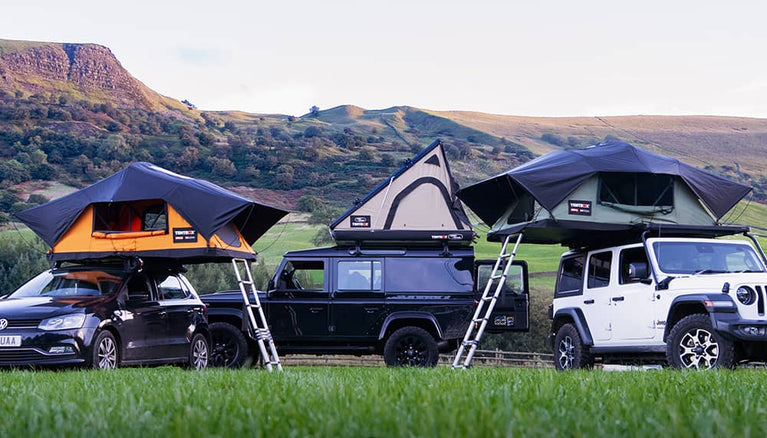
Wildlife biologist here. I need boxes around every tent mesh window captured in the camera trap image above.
[93,200,168,234]
[598,173,674,207]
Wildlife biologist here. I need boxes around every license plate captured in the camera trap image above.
[0,335,21,347]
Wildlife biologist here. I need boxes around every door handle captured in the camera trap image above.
[309,307,323,313]
[583,299,594,305]
[159,311,168,318]
[612,296,625,302]
[364,307,379,314]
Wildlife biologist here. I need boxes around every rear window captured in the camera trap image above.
[385,257,472,293]
[10,268,126,298]
[555,254,585,296]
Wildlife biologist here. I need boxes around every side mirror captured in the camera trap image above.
[628,262,650,282]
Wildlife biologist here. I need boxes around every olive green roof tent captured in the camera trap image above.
[330,139,474,244]
[457,141,753,247]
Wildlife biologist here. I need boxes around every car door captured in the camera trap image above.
[580,250,613,343]
[155,273,198,359]
[475,260,530,331]
[117,273,168,361]
[608,246,658,342]
[267,259,330,339]
[331,258,385,338]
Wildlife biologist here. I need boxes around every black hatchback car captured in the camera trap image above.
[0,261,209,369]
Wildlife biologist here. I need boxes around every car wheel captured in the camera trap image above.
[92,331,119,370]
[553,323,592,371]
[209,322,250,368]
[383,326,439,367]
[188,333,209,370]
[666,314,735,369]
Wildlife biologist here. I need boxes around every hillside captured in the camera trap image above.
[0,38,765,225]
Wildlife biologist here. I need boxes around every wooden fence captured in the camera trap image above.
[280,349,554,368]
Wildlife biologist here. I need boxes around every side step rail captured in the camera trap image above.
[452,233,523,369]
[232,258,283,371]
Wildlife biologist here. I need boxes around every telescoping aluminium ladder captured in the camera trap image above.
[452,233,523,369]
[232,258,282,372]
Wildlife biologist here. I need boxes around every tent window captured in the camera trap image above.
[93,200,168,234]
[598,173,674,207]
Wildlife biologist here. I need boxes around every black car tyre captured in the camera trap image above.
[383,326,439,367]
[188,333,209,370]
[553,323,592,371]
[92,330,119,370]
[209,322,250,368]
[666,314,735,369]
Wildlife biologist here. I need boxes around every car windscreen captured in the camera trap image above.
[8,268,126,298]
[652,241,766,275]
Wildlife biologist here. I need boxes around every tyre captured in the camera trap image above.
[666,314,735,369]
[553,323,592,371]
[383,326,439,367]
[92,330,119,370]
[209,322,250,368]
[188,333,209,370]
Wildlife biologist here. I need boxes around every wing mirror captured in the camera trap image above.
[628,262,652,284]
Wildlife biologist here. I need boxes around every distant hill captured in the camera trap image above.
[0,38,765,226]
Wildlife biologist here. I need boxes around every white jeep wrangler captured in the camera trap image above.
[549,233,767,369]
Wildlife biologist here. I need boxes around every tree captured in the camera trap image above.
[274,165,295,189]
[310,105,320,117]
[296,195,322,212]
[380,154,396,167]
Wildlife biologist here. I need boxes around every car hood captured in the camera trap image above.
[662,272,767,292]
[0,296,112,319]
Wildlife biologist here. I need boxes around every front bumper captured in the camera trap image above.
[712,313,767,342]
[0,326,98,367]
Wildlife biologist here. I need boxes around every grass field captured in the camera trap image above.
[2,366,766,437]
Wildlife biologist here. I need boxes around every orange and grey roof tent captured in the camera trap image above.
[15,162,288,263]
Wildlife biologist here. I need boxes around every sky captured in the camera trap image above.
[3,0,767,118]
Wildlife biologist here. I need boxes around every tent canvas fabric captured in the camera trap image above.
[15,162,288,262]
[330,139,473,243]
[457,141,752,245]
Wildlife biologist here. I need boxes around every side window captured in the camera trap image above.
[127,274,153,301]
[620,247,649,284]
[278,260,325,291]
[587,251,612,289]
[555,254,585,295]
[337,260,382,291]
[385,258,473,293]
[157,275,190,300]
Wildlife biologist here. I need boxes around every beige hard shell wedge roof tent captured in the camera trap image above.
[330,139,474,244]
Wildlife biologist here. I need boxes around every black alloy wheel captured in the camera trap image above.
[383,326,439,367]
[209,322,250,368]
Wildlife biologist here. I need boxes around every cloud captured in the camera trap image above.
[176,48,222,66]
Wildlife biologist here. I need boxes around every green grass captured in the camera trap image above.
[253,220,326,267]
[2,367,766,437]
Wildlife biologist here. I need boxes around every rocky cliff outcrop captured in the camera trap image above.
[0,40,166,109]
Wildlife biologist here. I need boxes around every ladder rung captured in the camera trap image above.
[473,317,487,323]
[481,296,495,302]
[247,303,262,309]
[240,280,253,285]
[490,274,505,280]
[499,253,512,259]
[461,340,478,347]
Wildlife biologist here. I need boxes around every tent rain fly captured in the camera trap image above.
[15,162,288,262]
[457,141,752,246]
